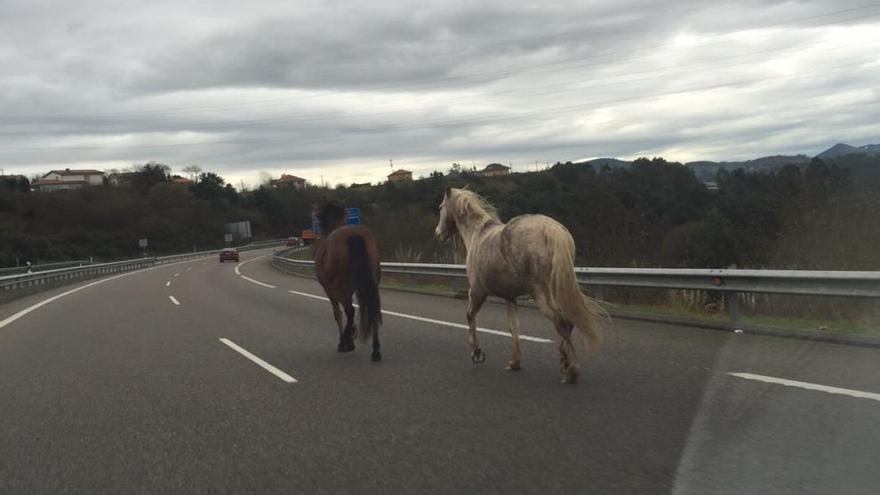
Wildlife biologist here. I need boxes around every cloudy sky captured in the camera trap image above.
[1,0,878,187]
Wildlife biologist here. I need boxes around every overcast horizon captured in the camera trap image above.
[1,0,878,188]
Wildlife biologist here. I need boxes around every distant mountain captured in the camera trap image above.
[686,154,810,169]
[576,158,631,169]
[685,155,810,182]
[818,143,860,159]
[817,142,880,160]
[568,143,879,183]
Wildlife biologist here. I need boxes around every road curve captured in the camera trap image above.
[1,248,878,494]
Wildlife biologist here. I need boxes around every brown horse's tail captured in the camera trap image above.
[348,234,382,341]
[548,232,606,351]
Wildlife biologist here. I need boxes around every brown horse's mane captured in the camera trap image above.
[318,200,346,233]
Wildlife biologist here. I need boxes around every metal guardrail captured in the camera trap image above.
[0,260,94,277]
[0,240,286,300]
[272,254,880,323]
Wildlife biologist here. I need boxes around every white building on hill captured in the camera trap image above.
[33,169,105,192]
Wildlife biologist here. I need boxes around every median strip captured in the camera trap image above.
[219,338,298,383]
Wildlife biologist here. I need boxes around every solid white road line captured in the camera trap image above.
[728,372,880,403]
[234,255,276,288]
[168,295,181,306]
[0,257,206,331]
[286,289,554,344]
[240,275,276,289]
[287,289,330,302]
[219,338,298,383]
[381,308,553,343]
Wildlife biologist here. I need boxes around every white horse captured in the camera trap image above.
[435,187,604,383]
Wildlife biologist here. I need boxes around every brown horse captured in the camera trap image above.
[435,187,605,383]
[314,201,383,361]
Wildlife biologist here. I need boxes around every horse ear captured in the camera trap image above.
[461,183,470,190]
[445,186,452,198]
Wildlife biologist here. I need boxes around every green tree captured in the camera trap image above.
[190,172,228,200]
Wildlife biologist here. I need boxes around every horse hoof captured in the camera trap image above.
[471,348,486,364]
[505,361,521,371]
[371,351,382,362]
[562,371,579,384]
[337,341,355,353]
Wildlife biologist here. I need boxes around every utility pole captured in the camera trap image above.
[389,158,393,170]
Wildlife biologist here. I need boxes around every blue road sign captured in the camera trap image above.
[345,207,360,225]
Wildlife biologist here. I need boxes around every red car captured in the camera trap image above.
[219,248,239,262]
[285,237,300,247]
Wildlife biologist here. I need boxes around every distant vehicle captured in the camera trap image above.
[285,237,300,247]
[219,248,239,263]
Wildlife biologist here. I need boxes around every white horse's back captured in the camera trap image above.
[500,214,574,285]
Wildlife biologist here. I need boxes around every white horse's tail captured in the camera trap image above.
[547,234,605,351]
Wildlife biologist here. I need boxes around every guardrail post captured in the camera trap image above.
[728,291,740,324]
[594,286,605,301]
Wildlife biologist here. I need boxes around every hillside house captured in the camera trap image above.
[481,163,511,177]
[33,169,104,192]
[270,174,306,189]
[107,172,136,187]
[387,169,413,182]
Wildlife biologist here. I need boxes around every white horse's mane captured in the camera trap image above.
[452,188,500,222]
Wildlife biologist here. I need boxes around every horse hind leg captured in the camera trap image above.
[337,298,356,353]
[329,298,351,353]
[534,289,579,383]
[370,329,381,362]
[556,321,579,384]
[330,299,344,334]
[505,299,522,371]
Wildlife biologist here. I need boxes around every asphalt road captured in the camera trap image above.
[1,248,878,494]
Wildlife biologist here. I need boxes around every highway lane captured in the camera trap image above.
[1,248,878,494]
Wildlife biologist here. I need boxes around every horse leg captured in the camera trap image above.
[534,289,579,383]
[338,297,356,353]
[329,297,350,353]
[370,328,381,362]
[556,321,579,383]
[505,299,522,371]
[466,289,488,364]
